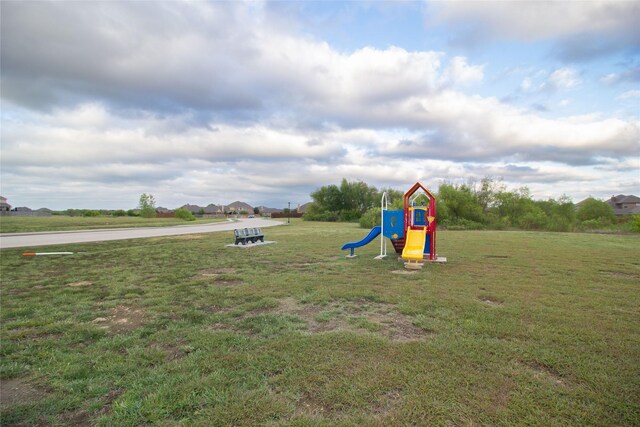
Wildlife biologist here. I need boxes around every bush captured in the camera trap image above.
[127,209,138,217]
[546,215,573,232]
[83,210,101,217]
[577,198,615,223]
[139,207,156,218]
[359,207,382,229]
[519,210,548,230]
[630,215,640,233]
[303,211,340,222]
[580,219,599,229]
[139,193,157,218]
[175,208,196,221]
[112,210,127,217]
[444,218,485,230]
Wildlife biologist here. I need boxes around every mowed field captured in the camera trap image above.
[1,220,638,426]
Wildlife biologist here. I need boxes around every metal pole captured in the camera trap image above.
[288,202,291,224]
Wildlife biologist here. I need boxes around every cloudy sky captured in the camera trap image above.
[1,1,639,210]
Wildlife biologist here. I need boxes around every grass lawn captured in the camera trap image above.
[1,220,638,425]
[0,216,228,234]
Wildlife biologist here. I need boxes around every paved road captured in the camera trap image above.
[0,218,284,249]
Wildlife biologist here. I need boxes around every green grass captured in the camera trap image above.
[0,216,227,233]
[1,220,639,425]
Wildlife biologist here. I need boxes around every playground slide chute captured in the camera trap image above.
[401,227,427,260]
[341,226,381,250]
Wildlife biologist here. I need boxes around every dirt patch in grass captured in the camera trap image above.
[373,388,403,416]
[92,305,146,334]
[67,281,93,288]
[599,270,639,279]
[523,360,565,385]
[151,342,189,361]
[294,391,334,418]
[290,262,328,270]
[0,378,48,409]
[390,270,417,275]
[212,279,243,287]
[58,408,92,426]
[98,388,124,415]
[276,298,429,342]
[196,267,237,278]
[478,296,504,306]
[485,255,510,259]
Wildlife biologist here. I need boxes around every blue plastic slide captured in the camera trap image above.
[341,226,381,251]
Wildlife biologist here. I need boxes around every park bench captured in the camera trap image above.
[234,228,265,245]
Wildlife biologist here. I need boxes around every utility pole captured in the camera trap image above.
[288,201,291,224]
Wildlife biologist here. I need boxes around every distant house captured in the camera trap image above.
[156,207,173,214]
[226,201,253,213]
[0,196,11,212]
[180,204,203,214]
[256,206,283,214]
[203,204,223,214]
[607,194,640,216]
[14,206,32,212]
[35,208,53,216]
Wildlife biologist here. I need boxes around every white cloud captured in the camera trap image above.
[541,68,582,91]
[1,1,638,209]
[438,56,484,87]
[618,90,640,100]
[431,1,639,42]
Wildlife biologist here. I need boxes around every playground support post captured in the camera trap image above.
[374,192,388,260]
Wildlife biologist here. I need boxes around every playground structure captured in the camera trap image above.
[341,182,446,269]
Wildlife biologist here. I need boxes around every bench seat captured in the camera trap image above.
[234,228,265,245]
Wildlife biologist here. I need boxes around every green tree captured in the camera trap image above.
[138,193,157,218]
[577,198,615,224]
[537,196,575,231]
[437,183,483,224]
[494,187,533,227]
[174,207,195,221]
[307,179,380,221]
[359,207,382,229]
[380,188,404,210]
[475,176,505,213]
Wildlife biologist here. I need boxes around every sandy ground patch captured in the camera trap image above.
[0,378,47,409]
[92,305,146,334]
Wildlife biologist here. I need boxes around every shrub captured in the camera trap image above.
[175,208,196,221]
[445,218,485,230]
[519,209,548,230]
[83,210,100,217]
[577,198,615,223]
[138,193,157,218]
[359,207,382,229]
[546,215,573,232]
[303,211,340,222]
[630,215,640,233]
[112,210,127,217]
[127,209,138,217]
[581,219,603,230]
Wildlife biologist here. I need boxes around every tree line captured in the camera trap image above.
[304,178,640,233]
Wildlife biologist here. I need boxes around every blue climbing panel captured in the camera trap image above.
[383,210,404,240]
[413,208,427,226]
